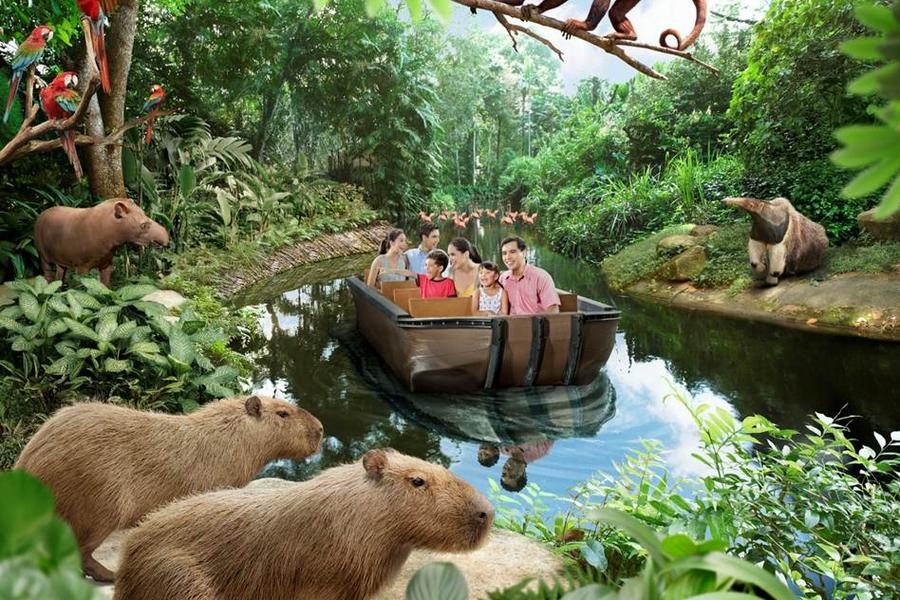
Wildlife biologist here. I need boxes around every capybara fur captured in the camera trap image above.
[34,197,169,286]
[113,448,494,600]
[723,196,828,285]
[15,396,322,582]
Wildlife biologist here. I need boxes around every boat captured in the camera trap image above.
[347,276,621,392]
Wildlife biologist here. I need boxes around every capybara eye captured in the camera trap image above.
[411,477,426,488]
[276,410,289,418]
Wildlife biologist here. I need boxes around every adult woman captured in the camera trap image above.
[447,237,481,298]
[366,229,415,288]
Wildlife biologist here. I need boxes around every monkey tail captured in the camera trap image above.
[659,0,707,51]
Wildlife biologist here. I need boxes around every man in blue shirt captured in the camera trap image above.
[406,222,440,275]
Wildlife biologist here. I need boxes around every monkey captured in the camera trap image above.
[488,0,707,50]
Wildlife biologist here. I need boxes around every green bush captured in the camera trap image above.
[0,277,243,418]
[827,241,900,273]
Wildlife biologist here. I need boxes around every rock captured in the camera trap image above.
[93,478,564,600]
[690,225,719,237]
[858,208,900,241]
[141,289,187,311]
[656,235,698,257]
[656,246,707,282]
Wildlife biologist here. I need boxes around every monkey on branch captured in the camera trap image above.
[493,0,707,49]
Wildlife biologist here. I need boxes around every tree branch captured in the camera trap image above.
[5,109,176,162]
[710,10,759,26]
[494,13,564,61]
[460,0,720,79]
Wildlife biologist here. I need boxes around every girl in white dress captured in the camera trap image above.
[471,261,509,316]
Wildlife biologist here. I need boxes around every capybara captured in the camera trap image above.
[723,196,828,286]
[113,448,494,600]
[34,197,169,286]
[15,395,323,582]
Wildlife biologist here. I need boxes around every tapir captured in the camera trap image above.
[34,198,169,286]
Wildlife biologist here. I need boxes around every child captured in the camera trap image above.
[471,261,509,316]
[417,249,457,299]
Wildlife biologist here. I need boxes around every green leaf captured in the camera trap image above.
[365,0,385,16]
[855,4,900,34]
[312,0,329,11]
[43,280,63,296]
[661,533,697,558]
[0,470,55,557]
[848,63,900,95]
[128,341,161,355]
[62,318,100,342]
[110,321,138,341]
[117,284,160,302]
[427,0,452,21]
[840,37,887,61]
[589,508,666,566]
[103,358,131,373]
[168,328,195,364]
[581,540,608,570]
[180,398,200,413]
[97,313,119,342]
[18,292,41,323]
[660,554,795,600]
[68,290,103,310]
[0,317,24,334]
[833,125,897,147]
[873,173,900,218]
[405,562,468,600]
[178,163,197,199]
[561,585,614,599]
[841,153,900,198]
[46,320,69,338]
[78,278,111,296]
[406,0,422,21]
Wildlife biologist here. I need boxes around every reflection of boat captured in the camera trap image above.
[334,324,617,446]
[348,276,620,393]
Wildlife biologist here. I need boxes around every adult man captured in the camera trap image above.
[499,236,560,315]
[406,223,440,275]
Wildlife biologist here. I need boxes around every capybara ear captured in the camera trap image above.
[362,449,389,481]
[244,395,262,418]
[113,200,130,219]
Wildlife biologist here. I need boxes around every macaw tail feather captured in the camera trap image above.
[145,111,157,144]
[4,72,22,123]
[60,130,83,179]
[96,23,110,94]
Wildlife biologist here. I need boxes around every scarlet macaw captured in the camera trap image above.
[77,0,119,93]
[142,83,165,144]
[40,72,83,179]
[4,25,53,123]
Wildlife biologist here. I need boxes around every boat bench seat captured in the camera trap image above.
[558,292,578,312]
[408,297,472,318]
[380,280,417,300]
[393,287,421,312]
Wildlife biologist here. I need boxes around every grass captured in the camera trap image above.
[692,224,750,289]
[600,225,693,291]
[826,241,900,274]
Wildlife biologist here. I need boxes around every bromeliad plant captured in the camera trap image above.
[0,276,242,415]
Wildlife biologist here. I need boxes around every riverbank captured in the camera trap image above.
[601,224,900,342]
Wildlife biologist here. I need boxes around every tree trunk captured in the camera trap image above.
[84,0,139,199]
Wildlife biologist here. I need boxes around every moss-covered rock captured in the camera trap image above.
[656,246,707,281]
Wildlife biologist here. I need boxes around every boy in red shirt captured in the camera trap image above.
[417,250,457,298]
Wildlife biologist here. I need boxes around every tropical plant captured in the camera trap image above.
[0,276,242,416]
[0,470,105,600]
[832,0,900,218]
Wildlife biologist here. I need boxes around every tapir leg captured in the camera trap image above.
[41,256,56,281]
[100,265,113,286]
[55,265,67,282]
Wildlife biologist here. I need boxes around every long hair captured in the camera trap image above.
[379,228,405,254]
[449,237,482,264]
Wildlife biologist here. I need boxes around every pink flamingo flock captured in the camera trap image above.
[418,208,538,229]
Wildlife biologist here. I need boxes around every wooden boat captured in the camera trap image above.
[348,276,621,393]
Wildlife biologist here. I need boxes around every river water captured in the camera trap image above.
[234,222,900,504]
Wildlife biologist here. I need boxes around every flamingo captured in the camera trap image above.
[500,215,513,225]
[418,211,433,223]
[438,211,448,222]
[486,209,498,219]
[521,214,535,225]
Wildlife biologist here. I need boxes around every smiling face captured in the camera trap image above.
[390,233,407,253]
[421,228,440,251]
[479,266,499,288]
[425,257,443,279]
[501,240,526,273]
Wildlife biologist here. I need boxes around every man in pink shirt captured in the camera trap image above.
[499,236,561,315]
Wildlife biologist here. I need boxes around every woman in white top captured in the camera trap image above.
[471,261,509,316]
[366,228,415,288]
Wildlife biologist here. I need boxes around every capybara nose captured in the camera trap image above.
[475,501,494,525]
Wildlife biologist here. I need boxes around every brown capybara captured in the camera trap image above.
[15,395,323,583]
[113,448,494,600]
[34,198,169,286]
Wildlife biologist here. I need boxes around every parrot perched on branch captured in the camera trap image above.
[40,71,83,179]
[4,25,54,123]
[77,0,119,93]
[142,83,165,144]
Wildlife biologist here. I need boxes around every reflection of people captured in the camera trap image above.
[477,439,554,492]
[499,236,560,315]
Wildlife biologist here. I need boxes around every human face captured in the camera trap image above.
[391,233,407,253]
[479,267,499,288]
[421,229,440,251]
[447,244,466,269]
[425,258,443,279]
[501,241,525,273]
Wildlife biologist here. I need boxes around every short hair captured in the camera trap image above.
[426,249,449,271]
[500,236,527,252]
[418,223,439,241]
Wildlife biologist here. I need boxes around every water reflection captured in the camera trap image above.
[239,222,900,502]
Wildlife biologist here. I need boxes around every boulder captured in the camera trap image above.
[858,208,900,242]
[141,289,187,311]
[656,246,707,282]
[656,235,698,257]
